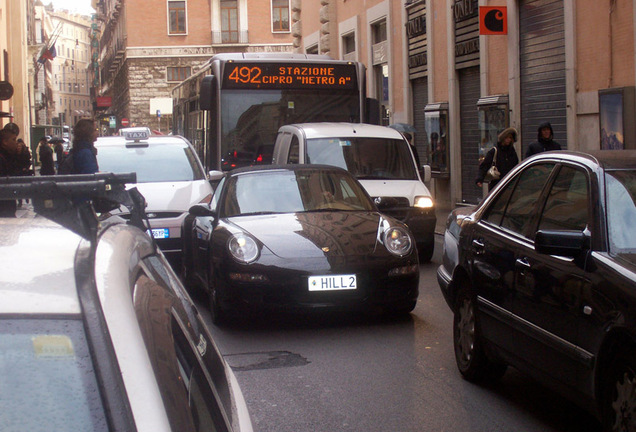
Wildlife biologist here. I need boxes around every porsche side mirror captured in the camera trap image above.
[188,204,216,217]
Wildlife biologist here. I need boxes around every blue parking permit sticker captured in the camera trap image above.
[339,140,352,147]
[148,228,169,239]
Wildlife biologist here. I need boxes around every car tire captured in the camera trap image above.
[418,239,435,263]
[453,284,506,382]
[386,300,417,316]
[602,346,636,432]
[209,288,228,326]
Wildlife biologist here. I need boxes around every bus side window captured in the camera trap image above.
[288,135,300,164]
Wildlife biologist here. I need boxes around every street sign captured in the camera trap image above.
[109,116,116,128]
[156,110,161,118]
[121,118,129,127]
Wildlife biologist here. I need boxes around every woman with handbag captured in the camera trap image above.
[476,127,519,192]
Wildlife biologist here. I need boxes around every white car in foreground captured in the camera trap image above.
[0,174,252,432]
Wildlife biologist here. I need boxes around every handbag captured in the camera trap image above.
[484,147,500,183]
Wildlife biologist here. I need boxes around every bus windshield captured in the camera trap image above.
[220,89,360,169]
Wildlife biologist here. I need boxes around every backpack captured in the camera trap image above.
[58,150,75,174]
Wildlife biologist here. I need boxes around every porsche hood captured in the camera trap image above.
[227,212,394,259]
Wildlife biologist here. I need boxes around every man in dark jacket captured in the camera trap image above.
[0,128,21,216]
[525,121,562,158]
[38,137,56,175]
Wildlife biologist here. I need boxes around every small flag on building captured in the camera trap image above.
[38,44,57,64]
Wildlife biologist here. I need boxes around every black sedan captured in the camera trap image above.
[182,165,419,324]
[437,150,636,431]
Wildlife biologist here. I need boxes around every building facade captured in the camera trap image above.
[49,10,92,128]
[95,0,296,134]
[1,0,30,141]
[294,0,636,210]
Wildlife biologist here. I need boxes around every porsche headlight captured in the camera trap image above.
[384,227,413,256]
[228,233,259,263]
[414,196,434,209]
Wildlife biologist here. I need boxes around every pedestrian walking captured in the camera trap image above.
[38,137,56,175]
[476,127,519,192]
[525,121,562,158]
[0,128,22,217]
[52,139,65,172]
[60,118,99,174]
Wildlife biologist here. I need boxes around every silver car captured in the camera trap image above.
[0,174,252,432]
[95,130,214,264]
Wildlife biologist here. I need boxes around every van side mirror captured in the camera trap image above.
[420,165,431,183]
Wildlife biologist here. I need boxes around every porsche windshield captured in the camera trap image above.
[306,137,418,180]
[222,170,375,217]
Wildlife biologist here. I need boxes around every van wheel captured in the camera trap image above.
[602,347,636,432]
[418,244,434,263]
[453,284,506,382]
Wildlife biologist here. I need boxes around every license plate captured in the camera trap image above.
[148,228,169,239]
[308,274,357,291]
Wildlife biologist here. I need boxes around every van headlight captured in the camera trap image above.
[228,233,259,263]
[414,196,434,208]
[383,227,413,256]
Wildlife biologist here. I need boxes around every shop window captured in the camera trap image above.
[425,103,449,177]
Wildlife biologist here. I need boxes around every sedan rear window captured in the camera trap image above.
[97,142,205,183]
[0,318,108,431]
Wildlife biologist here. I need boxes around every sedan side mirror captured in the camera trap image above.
[534,230,588,257]
[188,203,216,218]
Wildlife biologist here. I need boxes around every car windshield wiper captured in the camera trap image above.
[236,211,279,216]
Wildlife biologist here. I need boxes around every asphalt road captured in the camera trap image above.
[200,235,602,432]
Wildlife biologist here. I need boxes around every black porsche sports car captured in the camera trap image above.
[182,165,420,324]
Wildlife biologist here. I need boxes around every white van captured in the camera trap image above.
[272,122,436,262]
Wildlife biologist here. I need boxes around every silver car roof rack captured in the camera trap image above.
[0,173,148,242]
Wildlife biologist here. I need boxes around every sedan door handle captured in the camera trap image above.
[515,257,531,271]
[472,239,485,255]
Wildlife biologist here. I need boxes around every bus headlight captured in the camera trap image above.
[414,196,434,209]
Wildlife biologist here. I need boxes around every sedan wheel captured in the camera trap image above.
[453,286,506,382]
[604,351,636,432]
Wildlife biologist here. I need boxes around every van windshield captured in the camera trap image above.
[306,137,418,180]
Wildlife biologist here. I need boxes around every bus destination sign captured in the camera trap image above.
[222,62,359,90]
